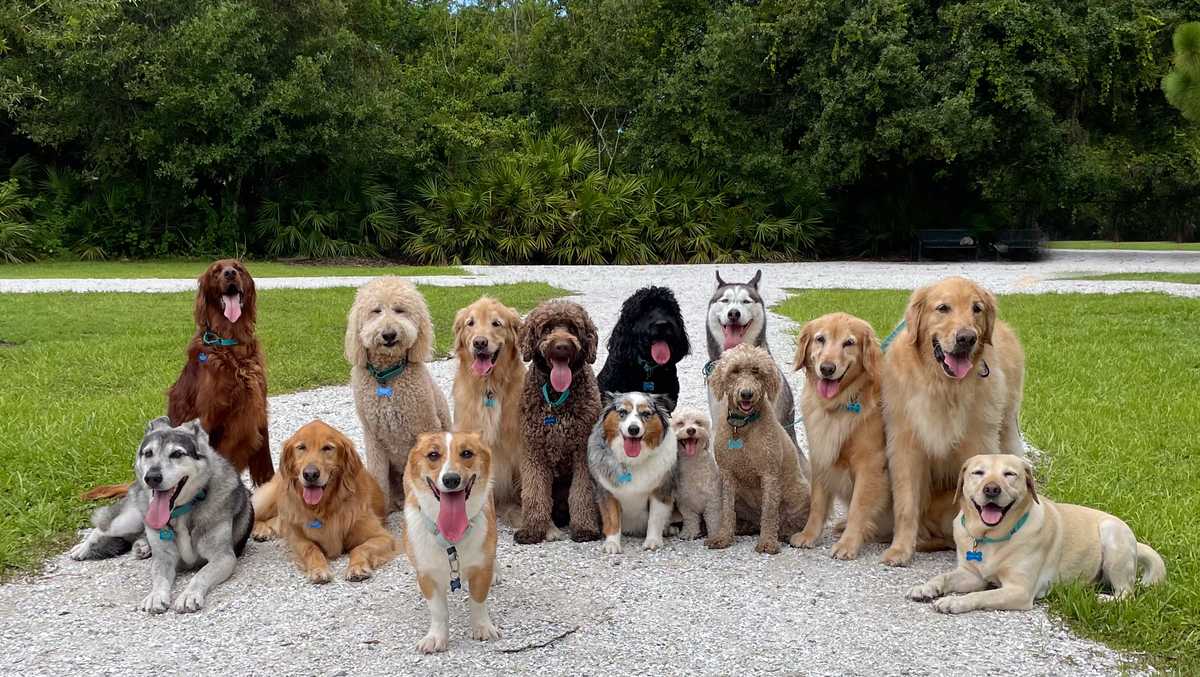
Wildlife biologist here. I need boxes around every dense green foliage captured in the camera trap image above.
[1165,22,1200,120]
[2,1,1198,262]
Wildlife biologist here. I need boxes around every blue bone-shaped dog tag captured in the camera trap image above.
[617,471,632,485]
[376,385,393,397]
[197,352,208,364]
[484,397,496,408]
[642,381,654,391]
[846,401,862,414]
[966,550,983,562]
[727,438,744,450]
[543,415,558,426]
[159,528,175,542]
[308,519,323,529]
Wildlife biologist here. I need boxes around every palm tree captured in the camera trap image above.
[1163,22,1200,122]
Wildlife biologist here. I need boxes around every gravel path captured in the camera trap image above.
[4,249,1190,676]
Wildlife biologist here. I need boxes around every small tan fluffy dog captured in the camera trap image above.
[791,313,891,559]
[404,431,499,653]
[268,420,398,583]
[907,454,1165,613]
[882,277,1026,566]
[451,297,525,526]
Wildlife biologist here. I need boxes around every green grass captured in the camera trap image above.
[0,259,465,279]
[0,282,562,576]
[1068,272,1200,285]
[776,289,1200,670]
[1047,240,1200,251]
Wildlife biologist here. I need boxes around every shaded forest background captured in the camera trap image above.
[1,0,1198,264]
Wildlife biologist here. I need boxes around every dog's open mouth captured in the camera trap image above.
[302,482,326,506]
[649,340,671,365]
[622,435,643,458]
[471,348,499,377]
[721,322,749,350]
[973,499,1011,527]
[737,398,755,414]
[933,338,973,380]
[220,289,243,324]
[428,475,476,544]
[548,357,572,392]
[677,436,700,457]
[145,476,188,530]
[817,376,842,399]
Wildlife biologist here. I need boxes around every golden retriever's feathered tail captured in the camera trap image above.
[1137,543,1167,586]
[81,483,130,501]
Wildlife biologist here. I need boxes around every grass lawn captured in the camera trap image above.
[0,282,562,576]
[0,259,465,279]
[1046,240,1200,252]
[776,289,1200,670]
[1068,272,1200,285]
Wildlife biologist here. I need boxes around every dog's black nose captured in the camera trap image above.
[983,483,1002,499]
[442,473,462,490]
[819,362,836,378]
[739,388,753,400]
[381,330,397,343]
[143,468,163,488]
[685,426,696,436]
[728,308,741,322]
[223,268,236,280]
[627,423,642,436]
[955,330,978,349]
[303,465,321,484]
[472,337,489,351]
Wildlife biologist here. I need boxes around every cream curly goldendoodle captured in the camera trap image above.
[346,277,451,512]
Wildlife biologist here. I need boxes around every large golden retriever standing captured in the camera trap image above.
[451,297,525,527]
[881,277,1025,566]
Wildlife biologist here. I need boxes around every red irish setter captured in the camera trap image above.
[83,260,274,500]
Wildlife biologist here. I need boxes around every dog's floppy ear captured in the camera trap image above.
[581,308,599,364]
[451,305,471,355]
[793,321,813,372]
[649,393,675,415]
[335,428,362,498]
[146,416,173,433]
[344,287,368,367]
[193,266,213,329]
[518,305,543,363]
[409,293,435,363]
[601,391,620,408]
[500,302,522,352]
[861,323,883,381]
[279,433,299,479]
[1022,458,1040,504]
[978,285,998,346]
[707,355,729,397]
[905,285,929,347]
[749,269,762,291]
[239,262,257,327]
[953,461,968,507]
[761,352,782,400]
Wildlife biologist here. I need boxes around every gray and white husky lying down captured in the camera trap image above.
[70,417,253,613]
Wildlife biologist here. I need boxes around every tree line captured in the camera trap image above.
[1,0,1198,263]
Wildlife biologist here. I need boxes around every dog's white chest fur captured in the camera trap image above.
[404,496,491,580]
[169,517,199,568]
[597,441,676,536]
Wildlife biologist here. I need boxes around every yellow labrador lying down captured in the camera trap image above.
[907,454,1165,614]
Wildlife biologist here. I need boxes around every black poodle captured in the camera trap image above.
[597,286,690,411]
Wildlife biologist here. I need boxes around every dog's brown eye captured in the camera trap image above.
[972,469,985,476]
[843,339,855,347]
[1003,471,1017,478]
[371,308,382,315]
[936,304,950,313]
[461,449,474,459]
[393,306,405,314]
[973,303,983,314]
[467,318,475,327]
[815,335,825,344]
[492,320,502,327]
[427,450,441,461]
[296,443,306,451]
[321,444,334,453]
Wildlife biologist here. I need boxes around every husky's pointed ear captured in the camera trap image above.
[186,419,210,446]
[1022,458,1040,504]
[146,416,173,433]
[749,270,762,290]
[715,270,726,288]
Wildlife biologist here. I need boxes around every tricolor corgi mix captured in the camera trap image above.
[403,431,499,654]
[587,392,677,554]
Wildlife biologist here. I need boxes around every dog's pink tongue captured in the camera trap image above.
[981,504,1005,526]
[650,341,670,365]
[722,324,745,350]
[817,378,841,399]
[945,354,973,379]
[681,438,699,457]
[437,490,469,543]
[145,490,173,530]
[302,486,324,506]
[471,356,493,377]
[623,436,642,458]
[549,359,572,392]
[222,294,242,323]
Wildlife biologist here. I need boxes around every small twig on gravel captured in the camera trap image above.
[497,626,580,654]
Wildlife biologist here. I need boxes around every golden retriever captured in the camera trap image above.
[791,313,892,559]
[451,297,525,526]
[881,276,1025,566]
[907,454,1165,613]
[268,420,398,583]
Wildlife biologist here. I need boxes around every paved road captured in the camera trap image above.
[4,249,1186,676]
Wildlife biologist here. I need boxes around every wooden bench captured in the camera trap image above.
[915,229,979,261]
[992,229,1042,259]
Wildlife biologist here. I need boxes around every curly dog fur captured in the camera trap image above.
[705,344,811,555]
[514,300,603,544]
[346,277,451,513]
[597,286,690,410]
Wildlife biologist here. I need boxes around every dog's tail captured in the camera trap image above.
[80,483,129,501]
[1136,543,1167,587]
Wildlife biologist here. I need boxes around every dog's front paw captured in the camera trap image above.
[831,536,862,560]
[132,538,152,559]
[345,563,373,582]
[642,536,664,551]
[789,529,821,549]
[174,590,205,614]
[570,528,602,543]
[881,545,913,567]
[514,528,545,545]
[705,534,734,550]
[470,620,501,642]
[251,520,277,542]
[139,590,171,614]
[906,582,941,603]
[755,538,781,555]
[68,541,93,561]
[417,629,449,654]
[932,596,974,615]
[307,567,333,585]
[602,537,622,555]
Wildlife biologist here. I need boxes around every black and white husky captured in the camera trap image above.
[70,417,252,613]
[705,270,797,443]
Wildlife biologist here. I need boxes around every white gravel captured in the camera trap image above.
[3,248,1190,676]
